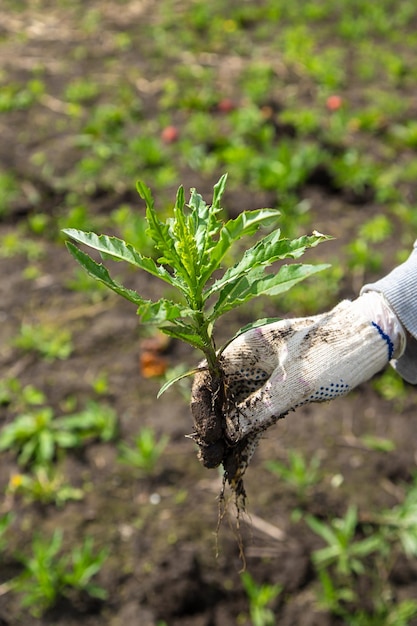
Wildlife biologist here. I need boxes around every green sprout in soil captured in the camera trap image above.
[12,530,108,617]
[118,426,169,475]
[63,174,330,502]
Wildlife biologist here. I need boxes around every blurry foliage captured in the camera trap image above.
[1,0,417,621]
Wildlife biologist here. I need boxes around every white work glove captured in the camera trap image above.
[219,291,405,442]
[191,292,405,477]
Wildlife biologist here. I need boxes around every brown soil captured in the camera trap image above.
[1,2,417,625]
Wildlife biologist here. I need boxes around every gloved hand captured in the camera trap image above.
[191,292,405,462]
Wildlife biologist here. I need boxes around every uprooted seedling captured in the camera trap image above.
[63,174,330,511]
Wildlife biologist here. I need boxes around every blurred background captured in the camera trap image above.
[1,1,417,625]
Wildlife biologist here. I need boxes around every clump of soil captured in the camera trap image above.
[190,364,264,510]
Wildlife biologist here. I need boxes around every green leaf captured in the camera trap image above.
[136,298,192,324]
[157,367,198,398]
[63,229,177,287]
[218,317,283,354]
[160,322,207,352]
[172,189,199,285]
[188,187,222,273]
[67,242,190,323]
[211,263,329,319]
[136,180,184,271]
[38,430,55,463]
[212,173,228,209]
[201,208,281,286]
[206,231,330,298]
[65,242,155,306]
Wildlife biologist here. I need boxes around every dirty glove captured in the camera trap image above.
[190,291,405,502]
[220,292,405,442]
[191,292,405,451]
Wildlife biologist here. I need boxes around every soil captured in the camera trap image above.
[1,2,417,625]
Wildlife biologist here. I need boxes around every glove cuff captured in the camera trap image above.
[351,292,406,360]
[361,244,417,343]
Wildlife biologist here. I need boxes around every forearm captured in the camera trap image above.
[361,240,417,383]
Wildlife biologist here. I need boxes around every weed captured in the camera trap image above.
[12,530,108,617]
[307,506,382,577]
[265,450,322,502]
[64,175,330,387]
[0,512,14,552]
[0,401,117,467]
[118,427,169,474]
[240,571,282,626]
[7,467,84,507]
[0,378,46,409]
[0,171,19,216]
[13,322,73,361]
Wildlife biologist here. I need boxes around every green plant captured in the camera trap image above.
[63,175,329,388]
[0,401,117,466]
[118,427,169,474]
[12,530,108,617]
[7,467,84,507]
[377,475,417,557]
[63,175,329,500]
[0,171,19,216]
[0,231,44,261]
[372,367,408,409]
[307,506,382,577]
[241,571,282,626]
[13,322,73,361]
[0,378,45,409]
[265,449,322,501]
[0,512,14,552]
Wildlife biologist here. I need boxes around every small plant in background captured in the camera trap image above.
[0,378,45,410]
[307,506,382,578]
[12,530,108,617]
[13,322,73,361]
[377,474,417,558]
[7,467,84,507]
[265,449,323,503]
[372,367,408,410]
[0,401,117,467]
[240,571,282,626]
[306,493,417,624]
[118,427,169,474]
[0,512,14,552]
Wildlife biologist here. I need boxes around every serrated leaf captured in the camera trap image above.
[206,231,330,299]
[67,241,190,324]
[173,190,199,285]
[66,242,148,306]
[189,187,222,271]
[160,322,207,352]
[200,208,281,286]
[63,229,178,287]
[212,173,228,209]
[137,298,192,324]
[211,263,329,319]
[136,180,184,270]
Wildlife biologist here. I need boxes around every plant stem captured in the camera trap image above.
[193,311,220,377]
